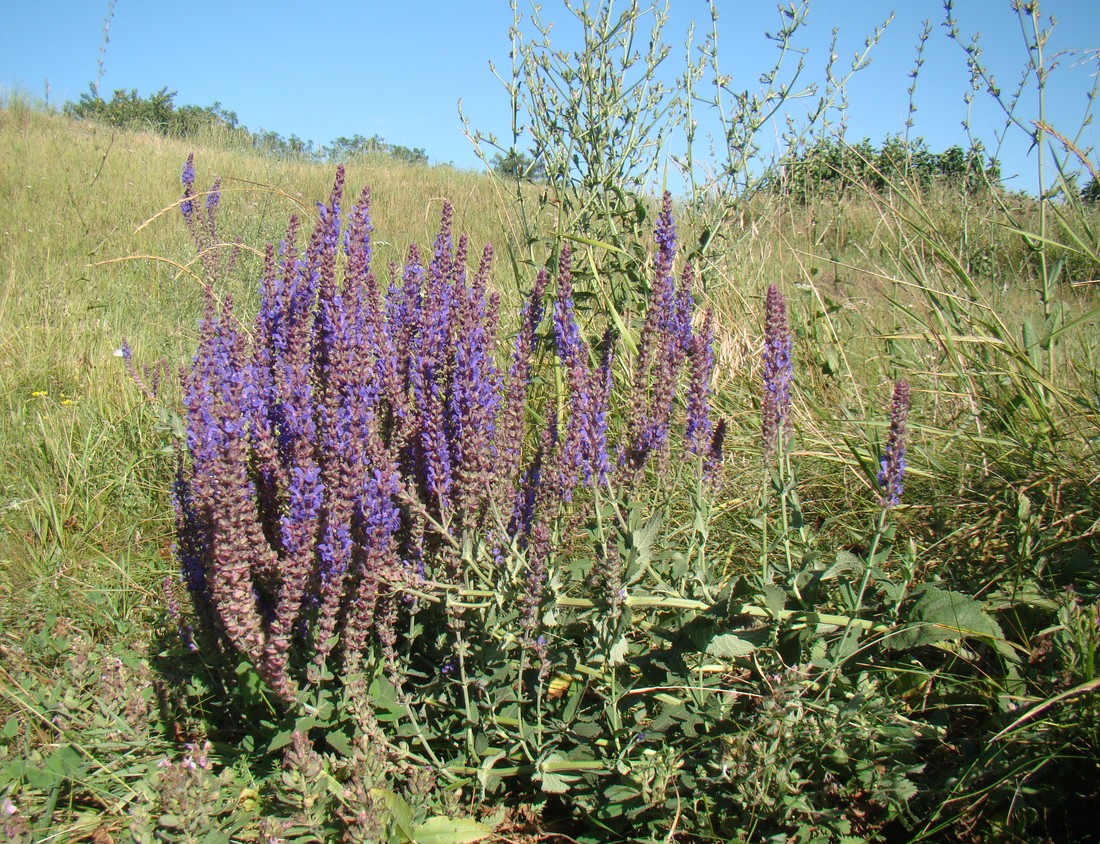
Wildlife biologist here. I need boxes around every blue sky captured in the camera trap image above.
[2,1,1097,193]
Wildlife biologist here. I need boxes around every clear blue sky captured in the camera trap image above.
[2,1,1097,193]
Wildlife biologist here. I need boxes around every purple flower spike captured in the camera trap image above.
[761,284,793,457]
[181,152,196,221]
[654,191,676,287]
[205,177,221,212]
[686,309,715,457]
[878,380,910,508]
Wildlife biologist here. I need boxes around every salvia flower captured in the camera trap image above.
[761,283,793,457]
[686,309,715,457]
[621,197,696,475]
[180,152,195,221]
[205,177,221,213]
[878,379,910,508]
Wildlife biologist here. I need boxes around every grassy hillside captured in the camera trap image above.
[2,102,1099,842]
[0,105,514,621]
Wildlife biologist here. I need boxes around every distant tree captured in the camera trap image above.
[322,133,428,166]
[491,148,546,182]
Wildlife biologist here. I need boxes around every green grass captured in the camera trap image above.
[2,102,1099,842]
[0,105,513,626]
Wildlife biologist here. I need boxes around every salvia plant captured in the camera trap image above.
[167,160,739,812]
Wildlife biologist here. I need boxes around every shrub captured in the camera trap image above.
[64,86,241,138]
[770,135,1003,202]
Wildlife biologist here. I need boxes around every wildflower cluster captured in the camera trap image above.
[624,193,723,475]
[180,152,239,282]
[172,165,719,702]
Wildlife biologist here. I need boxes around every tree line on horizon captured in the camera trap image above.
[59,84,1100,204]
[63,85,431,166]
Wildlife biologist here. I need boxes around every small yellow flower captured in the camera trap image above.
[31,390,48,398]
[61,399,75,406]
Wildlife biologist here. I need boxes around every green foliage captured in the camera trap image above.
[466,0,679,321]
[62,86,431,166]
[0,617,169,841]
[490,148,545,182]
[773,135,1003,203]
[1082,175,1100,206]
[322,133,428,166]
[463,0,888,341]
[64,85,241,138]
[4,0,1100,839]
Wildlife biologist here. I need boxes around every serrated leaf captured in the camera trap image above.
[158,812,183,829]
[705,632,758,659]
[267,728,294,754]
[44,744,85,781]
[628,513,662,579]
[892,586,1010,657]
[572,721,602,739]
[538,769,576,794]
[412,816,492,844]
[537,753,579,794]
[823,550,865,580]
[762,584,787,615]
[478,750,508,793]
[325,729,353,757]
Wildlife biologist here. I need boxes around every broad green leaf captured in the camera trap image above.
[705,633,758,659]
[892,586,1011,658]
[324,728,353,757]
[158,813,183,830]
[477,750,508,793]
[823,550,865,580]
[762,585,787,615]
[412,816,493,844]
[538,769,577,794]
[42,744,85,782]
[537,753,580,794]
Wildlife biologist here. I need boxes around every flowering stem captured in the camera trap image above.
[852,507,889,619]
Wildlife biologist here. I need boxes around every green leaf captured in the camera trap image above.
[824,550,865,580]
[477,750,508,793]
[538,769,577,794]
[158,813,183,830]
[25,744,85,789]
[762,585,787,615]
[267,727,295,754]
[371,788,416,841]
[537,753,580,794]
[325,728,353,757]
[892,586,1012,658]
[705,633,758,659]
[608,637,630,666]
[412,816,493,844]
